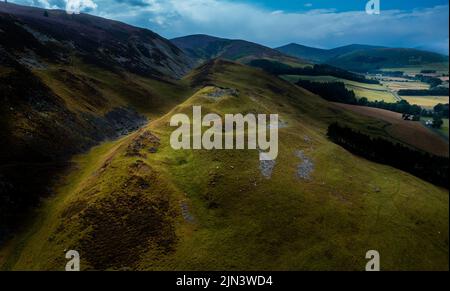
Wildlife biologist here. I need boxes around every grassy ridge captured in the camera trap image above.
[1,60,448,271]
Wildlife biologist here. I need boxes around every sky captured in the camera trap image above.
[7,0,450,54]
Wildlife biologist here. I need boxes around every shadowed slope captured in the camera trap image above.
[0,2,193,239]
[172,34,308,68]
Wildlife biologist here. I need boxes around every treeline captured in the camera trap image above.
[415,74,443,88]
[357,99,423,116]
[296,80,357,104]
[371,70,404,77]
[249,59,379,84]
[420,70,437,74]
[296,79,449,119]
[433,103,449,118]
[296,79,422,114]
[327,123,449,188]
[398,87,449,96]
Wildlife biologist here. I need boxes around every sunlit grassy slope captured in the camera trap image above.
[1,60,448,271]
[33,59,193,119]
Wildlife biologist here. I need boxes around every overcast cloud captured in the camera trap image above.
[9,0,450,54]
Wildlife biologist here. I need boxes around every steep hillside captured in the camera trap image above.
[0,3,194,78]
[328,48,449,72]
[276,43,448,72]
[275,43,330,63]
[171,34,307,67]
[0,2,193,238]
[1,60,447,271]
[276,43,384,63]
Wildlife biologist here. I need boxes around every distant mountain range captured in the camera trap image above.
[276,43,449,72]
[275,44,384,63]
[170,35,448,73]
[171,34,308,67]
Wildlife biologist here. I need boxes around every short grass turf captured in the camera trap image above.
[1,61,448,271]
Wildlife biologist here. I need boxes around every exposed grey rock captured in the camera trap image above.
[206,87,239,99]
[260,157,276,179]
[180,201,194,223]
[295,150,314,180]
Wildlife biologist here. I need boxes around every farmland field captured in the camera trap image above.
[402,96,449,109]
[332,103,449,157]
[282,75,398,102]
[350,86,398,103]
[384,81,430,92]
[380,63,450,76]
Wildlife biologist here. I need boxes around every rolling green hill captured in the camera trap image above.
[0,3,448,272]
[1,60,447,271]
[276,43,449,72]
[328,48,449,72]
[276,43,383,63]
[171,34,308,67]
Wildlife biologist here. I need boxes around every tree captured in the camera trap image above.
[434,103,449,118]
[432,115,443,129]
[43,10,49,17]
[358,97,369,106]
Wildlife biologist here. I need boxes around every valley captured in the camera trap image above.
[281,75,399,102]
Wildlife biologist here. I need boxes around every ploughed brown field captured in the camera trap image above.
[332,103,449,157]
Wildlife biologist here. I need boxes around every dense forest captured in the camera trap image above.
[295,80,358,104]
[327,123,449,188]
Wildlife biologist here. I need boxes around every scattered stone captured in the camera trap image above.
[148,147,158,153]
[126,130,160,157]
[295,150,314,180]
[180,201,194,223]
[259,152,276,179]
[260,160,276,179]
[205,87,239,99]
